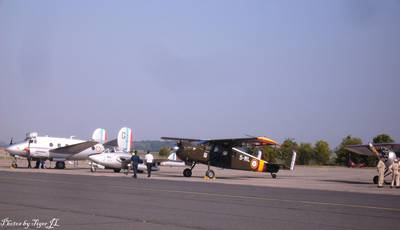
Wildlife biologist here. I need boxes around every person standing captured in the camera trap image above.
[144,150,154,178]
[130,150,140,179]
[369,143,386,188]
[389,158,400,188]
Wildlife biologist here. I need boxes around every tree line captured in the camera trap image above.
[262,134,395,166]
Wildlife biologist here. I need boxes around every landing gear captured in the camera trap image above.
[205,170,215,179]
[11,157,17,168]
[204,160,215,179]
[271,173,277,179]
[113,169,121,173]
[372,175,391,185]
[182,162,197,177]
[183,168,192,177]
[55,161,65,169]
[373,175,379,184]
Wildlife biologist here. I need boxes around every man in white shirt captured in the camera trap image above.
[144,150,154,178]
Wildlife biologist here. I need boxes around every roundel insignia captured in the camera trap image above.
[250,159,258,170]
[95,145,102,153]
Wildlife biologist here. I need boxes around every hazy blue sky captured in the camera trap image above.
[0,0,399,147]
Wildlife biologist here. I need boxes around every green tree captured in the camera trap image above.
[313,140,331,165]
[298,143,313,165]
[279,138,298,165]
[158,147,170,157]
[262,145,279,163]
[334,135,362,166]
[373,134,394,144]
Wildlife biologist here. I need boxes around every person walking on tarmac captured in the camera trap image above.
[389,158,400,188]
[130,150,140,179]
[369,143,386,188]
[144,150,154,178]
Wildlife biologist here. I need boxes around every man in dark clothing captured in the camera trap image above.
[130,150,140,178]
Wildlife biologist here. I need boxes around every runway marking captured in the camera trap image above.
[1,174,400,213]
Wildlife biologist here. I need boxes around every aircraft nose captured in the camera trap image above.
[6,145,18,155]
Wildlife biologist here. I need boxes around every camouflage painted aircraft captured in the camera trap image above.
[161,136,297,179]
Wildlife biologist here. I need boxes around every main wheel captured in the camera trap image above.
[205,170,215,179]
[271,173,277,179]
[113,169,121,173]
[90,166,96,172]
[373,176,379,184]
[11,162,17,168]
[55,161,65,169]
[183,168,192,177]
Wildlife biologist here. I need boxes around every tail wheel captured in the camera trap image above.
[373,176,379,184]
[271,173,277,179]
[11,163,17,168]
[113,169,121,173]
[206,170,215,179]
[183,168,192,177]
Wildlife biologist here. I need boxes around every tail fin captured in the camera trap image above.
[92,128,107,144]
[117,127,133,153]
[290,150,297,171]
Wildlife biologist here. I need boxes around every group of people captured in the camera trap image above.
[370,143,399,188]
[130,150,154,179]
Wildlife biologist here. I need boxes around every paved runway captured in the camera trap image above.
[0,171,399,230]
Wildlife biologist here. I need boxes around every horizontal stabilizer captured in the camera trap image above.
[104,138,118,147]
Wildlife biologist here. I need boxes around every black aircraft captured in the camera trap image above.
[161,136,297,179]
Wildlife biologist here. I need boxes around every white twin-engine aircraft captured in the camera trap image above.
[89,127,184,173]
[88,127,159,172]
[6,128,108,169]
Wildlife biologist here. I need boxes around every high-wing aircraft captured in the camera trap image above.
[161,136,297,179]
[6,128,107,169]
[346,143,400,184]
[89,127,162,173]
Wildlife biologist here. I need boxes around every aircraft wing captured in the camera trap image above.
[345,143,400,156]
[161,137,203,142]
[345,145,375,156]
[204,137,278,146]
[50,141,98,155]
[161,136,278,146]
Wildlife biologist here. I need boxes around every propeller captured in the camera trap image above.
[9,137,13,146]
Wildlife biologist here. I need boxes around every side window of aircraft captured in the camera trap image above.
[58,143,61,148]
[49,143,53,147]
[34,140,37,144]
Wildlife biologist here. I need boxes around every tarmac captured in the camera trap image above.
[0,159,400,230]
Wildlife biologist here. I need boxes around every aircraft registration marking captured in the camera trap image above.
[239,154,250,162]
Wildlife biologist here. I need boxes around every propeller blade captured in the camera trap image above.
[9,137,13,145]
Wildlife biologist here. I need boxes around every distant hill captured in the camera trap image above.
[133,140,176,152]
[0,141,7,147]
